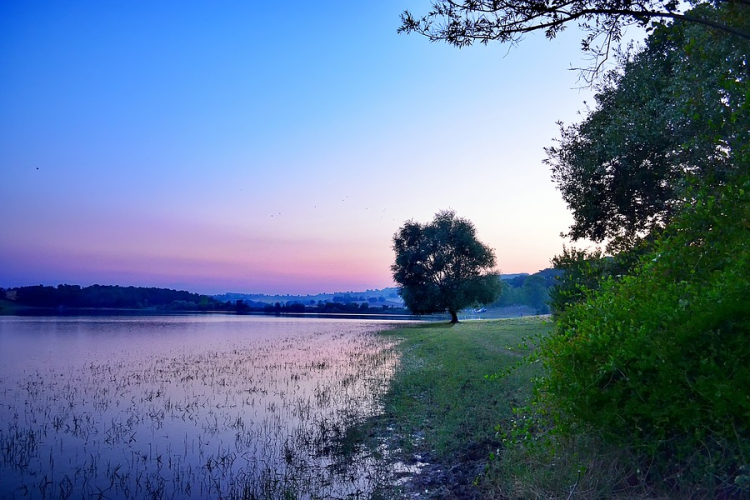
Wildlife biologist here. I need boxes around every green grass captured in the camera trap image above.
[362,317,674,500]
[357,317,551,498]
[378,318,548,458]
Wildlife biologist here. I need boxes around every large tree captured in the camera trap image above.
[392,210,500,323]
[547,5,750,248]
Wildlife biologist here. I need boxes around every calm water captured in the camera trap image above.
[0,315,405,499]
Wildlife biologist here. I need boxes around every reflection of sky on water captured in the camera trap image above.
[0,314,395,373]
[0,315,402,499]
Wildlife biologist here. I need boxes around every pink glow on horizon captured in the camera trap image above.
[1,246,394,295]
[1,193,569,294]
[0,213,397,295]
[0,3,606,294]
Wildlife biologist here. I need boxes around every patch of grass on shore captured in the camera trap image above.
[362,317,551,498]
[363,317,689,500]
[380,318,547,456]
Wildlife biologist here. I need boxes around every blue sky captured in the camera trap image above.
[1,1,613,295]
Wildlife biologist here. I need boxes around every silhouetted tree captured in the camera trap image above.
[392,210,501,323]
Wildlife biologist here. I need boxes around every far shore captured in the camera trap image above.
[0,302,426,321]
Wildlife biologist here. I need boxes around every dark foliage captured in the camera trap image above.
[547,243,653,315]
[547,4,750,247]
[539,176,750,490]
[494,269,561,313]
[6,284,223,311]
[392,211,500,323]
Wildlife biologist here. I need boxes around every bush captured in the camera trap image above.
[537,177,750,488]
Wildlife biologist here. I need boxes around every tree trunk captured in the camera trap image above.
[449,310,459,323]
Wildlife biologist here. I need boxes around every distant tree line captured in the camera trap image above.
[332,293,388,304]
[1,284,226,311]
[259,300,406,315]
[1,279,559,317]
[0,283,414,316]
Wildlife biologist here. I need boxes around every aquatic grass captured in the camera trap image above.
[0,317,404,499]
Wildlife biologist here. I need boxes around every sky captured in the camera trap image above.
[1,1,615,295]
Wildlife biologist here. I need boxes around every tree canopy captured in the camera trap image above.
[392,210,501,323]
[540,175,750,481]
[547,4,750,248]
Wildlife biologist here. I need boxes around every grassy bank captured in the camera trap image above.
[360,317,551,499]
[362,318,676,500]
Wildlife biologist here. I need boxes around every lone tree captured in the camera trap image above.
[392,210,501,323]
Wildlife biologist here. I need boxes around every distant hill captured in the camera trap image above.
[499,273,529,281]
[503,269,563,289]
[213,275,554,308]
[213,287,404,307]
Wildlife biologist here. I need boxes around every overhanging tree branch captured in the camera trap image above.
[399,0,750,77]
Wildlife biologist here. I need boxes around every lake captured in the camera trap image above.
[0,315,407,499]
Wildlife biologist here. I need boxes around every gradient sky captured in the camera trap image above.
[1,1,620,295]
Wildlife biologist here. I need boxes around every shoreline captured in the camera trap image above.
[0,303,425,321]
[357,318,550,499]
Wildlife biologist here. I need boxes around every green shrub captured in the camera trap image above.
[538,176,750,487]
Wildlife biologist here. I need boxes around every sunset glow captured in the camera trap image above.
[0,1,598,295]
